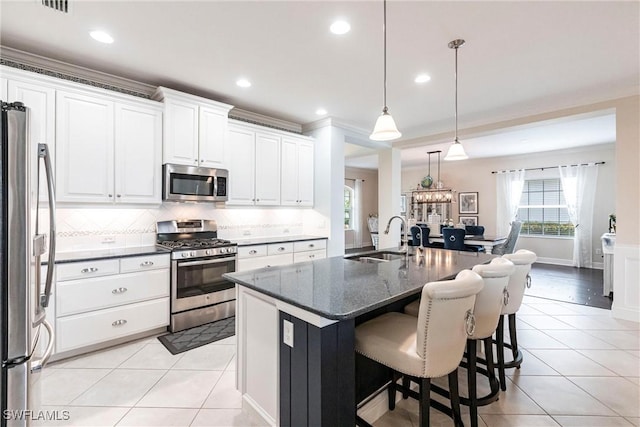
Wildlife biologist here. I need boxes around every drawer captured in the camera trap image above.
[293,239,327,253]
[120,254,170,273]
[56,298,169,353]
[238,245,268,258]
[56,269,170,316]
[267,242,293,256]
[293,249,326,264]
[56,259,119,281]
[237,254,294,272]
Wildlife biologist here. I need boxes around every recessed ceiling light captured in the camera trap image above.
[316,108,328,116]
[414,74,431,84]
[330,20,351,35]
[89,30,114,44]
[236,78,252,88]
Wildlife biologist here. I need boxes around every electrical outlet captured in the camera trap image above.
[243,229,251,236]
[283,320,294,348]
[595,248,602,255]
[101,235,116,244]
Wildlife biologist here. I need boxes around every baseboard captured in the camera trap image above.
[535,257,603,269]
[357,389,393,424]
[243,394,276,427]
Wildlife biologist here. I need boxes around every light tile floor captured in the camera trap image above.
[37,295,639,427]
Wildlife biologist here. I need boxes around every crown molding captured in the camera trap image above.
[229,108,302,134]
[0,46,156,97]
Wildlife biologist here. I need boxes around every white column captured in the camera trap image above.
[305,121,345,257]
[378,148,402,250]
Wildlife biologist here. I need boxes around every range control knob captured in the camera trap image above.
[206,249,213,256]
[220,248,227,254]
[181,252,188,258]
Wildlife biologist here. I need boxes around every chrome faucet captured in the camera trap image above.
[384,215,409,254]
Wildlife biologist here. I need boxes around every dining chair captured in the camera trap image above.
[491,221,522,255]
[443,228,467,251]
[465,225,485,236]
[355,270,484,427]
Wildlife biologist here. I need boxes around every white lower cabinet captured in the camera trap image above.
[236,239,327,272]
[55,254,170,354]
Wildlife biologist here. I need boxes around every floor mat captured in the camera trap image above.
[157,316,235,355]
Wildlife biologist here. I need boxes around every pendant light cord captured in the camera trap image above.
[383,0,387,111]
[454,43,458,142]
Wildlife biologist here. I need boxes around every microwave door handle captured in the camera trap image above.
[213,176,218,197]
[39,143,56,309]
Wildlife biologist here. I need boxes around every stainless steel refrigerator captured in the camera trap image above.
[1,102,56,426]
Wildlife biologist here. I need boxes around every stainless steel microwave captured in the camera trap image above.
[162,164,229,202]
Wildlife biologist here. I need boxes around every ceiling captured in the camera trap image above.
[1,1,637,167]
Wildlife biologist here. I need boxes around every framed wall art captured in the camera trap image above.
[459,216,478,226]
[459,192,478,214]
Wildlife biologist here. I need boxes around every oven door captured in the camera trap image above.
[172,255,236,313]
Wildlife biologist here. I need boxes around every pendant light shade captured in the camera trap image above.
[370,107,402,141]
[370,0,401,141]
[444,39,468,161]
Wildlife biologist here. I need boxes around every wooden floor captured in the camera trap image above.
[345,247,612,309]
[527,262,612,309]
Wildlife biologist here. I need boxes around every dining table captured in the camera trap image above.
[429,232,507,252]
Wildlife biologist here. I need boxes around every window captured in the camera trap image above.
[518,179,574,237]
[344,186,354,230]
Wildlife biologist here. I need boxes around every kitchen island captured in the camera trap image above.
[224,247,495,427]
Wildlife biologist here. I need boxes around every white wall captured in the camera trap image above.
[402,144,615,266]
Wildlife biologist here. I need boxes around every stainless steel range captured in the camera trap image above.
[156,219,237,332]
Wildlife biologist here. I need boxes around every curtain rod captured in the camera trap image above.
[346,177,365,182]
[491,161,605,174]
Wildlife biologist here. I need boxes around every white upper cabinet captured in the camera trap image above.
[56,90,115,203]
[153,87,232,168]
[281,136,314,207]
[114,103,162,203]
[56,89,162,204]
[227,125,256,205]
[227,122,281,206]
[7,78,56,201]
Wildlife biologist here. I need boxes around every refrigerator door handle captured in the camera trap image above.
[30,319,55,372]
[38,143,56,309]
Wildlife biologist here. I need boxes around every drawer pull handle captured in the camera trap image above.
[309,254,315,258]
[112,287,128,294]
[112,319,127,327]
[309,244,315,248]
[278,247,285,252]
[249,250,257,255]
[140,261,154,267]
[81,267,99,274]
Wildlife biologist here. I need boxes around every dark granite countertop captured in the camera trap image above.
[53,246,170,264]
[224,247,495,320]
[232,235,328,246]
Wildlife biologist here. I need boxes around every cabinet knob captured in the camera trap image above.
[195,159,198,163]
[117,194,121,198]
[278,247,285,252]
[309,254,315,258]
[140,261,154,267]
[249,250,257,255]
[81,267,99,274]
[112,319,127,327]
[256,199,260,202]
[108,194,113,198]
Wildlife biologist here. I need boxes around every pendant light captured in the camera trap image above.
[444,39,468,161]
[370,0,401,141]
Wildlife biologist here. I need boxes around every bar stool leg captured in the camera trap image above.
[419,377,431,427]
[448,368,464,427]
[496,315,507,391]
[508,314,521,368]
[483,336,500,393]
[402,376,410,399]
[467,339,478,427]
[389,370,400,410]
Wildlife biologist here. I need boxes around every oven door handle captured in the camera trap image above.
[178,257,236,267]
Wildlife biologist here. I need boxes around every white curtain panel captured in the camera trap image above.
[354,179,363,247]
[559,164,599,268]
[496,169,526,236]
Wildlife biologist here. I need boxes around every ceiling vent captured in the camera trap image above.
[41,0,70,13]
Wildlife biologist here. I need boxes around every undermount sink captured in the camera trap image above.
[345,251,407,263]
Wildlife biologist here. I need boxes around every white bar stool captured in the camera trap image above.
[354,270,484,427]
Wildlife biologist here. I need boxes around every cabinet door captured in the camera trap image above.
[297,140,314,206]
[199,106,227,168]
[114,103,162,204]
[254,133,281,205]
[227,126,256,205]
[280,138,299,206]
[56,91,114,203]
[8,79,56,202]
[164,98,198,166]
